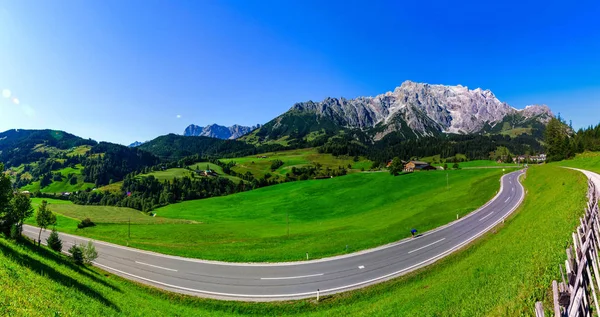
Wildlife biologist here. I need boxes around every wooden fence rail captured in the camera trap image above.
[536,180,600,317]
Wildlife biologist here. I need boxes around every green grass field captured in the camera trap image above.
[100,162,243,192]
[42,169,503,262]
[449,160,523,168]
[24,198,193,226]
[221,148,372,179]
[0,161,587,316]
[21,164,95,194]
[557,151,600,174]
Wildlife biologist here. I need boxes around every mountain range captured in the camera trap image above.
[243,80,553,144]
[183,124,261,140]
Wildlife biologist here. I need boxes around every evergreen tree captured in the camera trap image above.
[46,228,63,252]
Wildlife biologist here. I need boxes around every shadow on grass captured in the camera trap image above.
[18,238,122,293]
[0,240,121,313]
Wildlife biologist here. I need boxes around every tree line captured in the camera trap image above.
[545,117,600,162]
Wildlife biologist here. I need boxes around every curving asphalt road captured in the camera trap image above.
[22,169,526,301]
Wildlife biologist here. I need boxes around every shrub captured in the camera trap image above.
[77,218,96,229]
[46,228,63,252]
[9,224,21,240]
[68,244,84,265]
[82,241,98,264]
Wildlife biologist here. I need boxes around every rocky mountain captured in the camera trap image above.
[183,124,260,140]
[246,81,553,143]
[128,141,145,148]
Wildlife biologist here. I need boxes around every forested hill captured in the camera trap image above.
[0,129,97,168]
[0,129,160,189]
[138,134,285,160]
[82,142,159,186]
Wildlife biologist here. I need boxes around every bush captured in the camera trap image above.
[68,245,84,265]
[82,241,98,264]
[46,228,63,252]
[77,218,96,229]
[9,224,21,240]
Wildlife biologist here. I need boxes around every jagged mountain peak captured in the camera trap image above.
[251,80,555,143]
[184,123,261,140]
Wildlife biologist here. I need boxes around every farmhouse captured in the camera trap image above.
[404,161,436,172]
[198,169,218,177]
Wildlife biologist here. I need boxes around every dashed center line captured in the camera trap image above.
[504,197,511,203]
[261,273,324,280]
[135,261,178,272]
[407,238,446,254]
[479,212,494,221]
[358,266,365,269]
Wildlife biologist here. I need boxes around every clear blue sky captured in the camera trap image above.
[1,0,599,145]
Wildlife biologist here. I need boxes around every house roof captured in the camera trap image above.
[410,161,430,165]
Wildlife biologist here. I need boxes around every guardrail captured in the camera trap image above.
[535,180,599,317]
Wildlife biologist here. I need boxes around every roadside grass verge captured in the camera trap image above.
[0,163,587,316]
[43,169,502,262]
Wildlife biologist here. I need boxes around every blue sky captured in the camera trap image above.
[0,0,599,145]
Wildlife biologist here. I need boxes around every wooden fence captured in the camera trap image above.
[536,179,600,317]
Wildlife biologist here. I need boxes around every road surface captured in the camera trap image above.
[22,169,526,301]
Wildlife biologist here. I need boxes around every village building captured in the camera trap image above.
[403,161,437,172]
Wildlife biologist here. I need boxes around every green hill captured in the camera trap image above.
[0,161,588,316]
[220,148,371,179]
[46,168,504,262]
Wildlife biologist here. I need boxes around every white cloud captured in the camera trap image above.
[176,114,181,119]
[12,97,19,105]
[2,89,10,98]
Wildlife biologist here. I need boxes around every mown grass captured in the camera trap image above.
[221,148,372,179]
[24,198,192,225]
[557,151,600,174]
[0,163,587,316]
[44,169,502,262]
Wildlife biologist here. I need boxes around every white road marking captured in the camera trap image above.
[479,212,494,221]
[504,197,511,203]
[408,238,446,254]
[135,261,178,272]
[260,273,323,280]
[358,265,365,269]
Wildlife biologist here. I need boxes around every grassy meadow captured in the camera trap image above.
[21,164,95,194]
[557,151,600,174]
[37,168,503,262]
[0,162,588,316]
[24,198,193,225]
[220,148,372,179]
[99,162,243,192]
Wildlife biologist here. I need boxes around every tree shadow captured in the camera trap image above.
[0,241,121,312]
[18,238,122,293]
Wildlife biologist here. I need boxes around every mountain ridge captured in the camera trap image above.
[184,124,261,139]
[244,80,553,144]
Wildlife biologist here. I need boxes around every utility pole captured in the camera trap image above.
[287,210,289,238]
[128,217,131,240]
[446,173,449,190]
